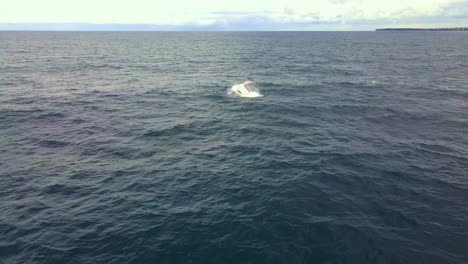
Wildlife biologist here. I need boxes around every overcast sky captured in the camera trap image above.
[1,0,467,30]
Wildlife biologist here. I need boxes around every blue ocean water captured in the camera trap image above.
[0,31,467,264]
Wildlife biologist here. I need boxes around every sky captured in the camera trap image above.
[0,0,467,30]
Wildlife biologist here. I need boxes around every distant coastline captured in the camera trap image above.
[376,27,467,31]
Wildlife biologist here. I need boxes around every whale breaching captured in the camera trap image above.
[228,81,263,98]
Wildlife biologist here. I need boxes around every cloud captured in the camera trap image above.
[278,0,468,22]
[199,0,468,29]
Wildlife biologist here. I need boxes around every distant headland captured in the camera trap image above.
[376,27,467,31]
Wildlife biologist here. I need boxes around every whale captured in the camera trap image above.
[228,81,263,98]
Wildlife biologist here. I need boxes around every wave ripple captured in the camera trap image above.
[0,31,467,264]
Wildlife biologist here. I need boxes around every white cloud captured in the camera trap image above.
[277,0,467,21]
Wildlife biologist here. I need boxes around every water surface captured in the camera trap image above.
[0,31,467,264]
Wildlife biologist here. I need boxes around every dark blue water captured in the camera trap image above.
[1,32,467,264]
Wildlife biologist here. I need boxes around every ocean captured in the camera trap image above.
[0,31,467,264]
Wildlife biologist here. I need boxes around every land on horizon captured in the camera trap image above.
[376,27,468,31]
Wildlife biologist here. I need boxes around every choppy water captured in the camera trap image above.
[1,31,467,264]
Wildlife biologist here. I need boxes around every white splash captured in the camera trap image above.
[227,80,263,98]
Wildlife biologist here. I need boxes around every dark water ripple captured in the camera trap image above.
[0,32,467,264]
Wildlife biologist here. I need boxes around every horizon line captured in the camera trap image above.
[2,23,466,32]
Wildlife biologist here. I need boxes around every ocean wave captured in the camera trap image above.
[1,31,467,264]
